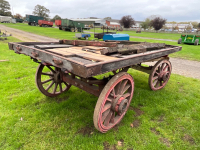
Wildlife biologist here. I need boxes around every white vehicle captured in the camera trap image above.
[0,16,12,23]
[12,19,16,24]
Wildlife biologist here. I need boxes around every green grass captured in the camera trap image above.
[90,28,181,40]
[0,37,200,149]
[2,23,95,40]
[3,23,200,61]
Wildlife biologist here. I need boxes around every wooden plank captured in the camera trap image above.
[46,49,74,57]
[82,46,108,51]
[51,48,118,61]
[35,44,73,49]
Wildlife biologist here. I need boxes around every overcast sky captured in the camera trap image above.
[7,0,200,22]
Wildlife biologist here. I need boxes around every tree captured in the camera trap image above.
[174,26,179,31]
[14,13,22,19]
[51,15,61,22]
[191,22,199,29]
[0,0,11,16]
[33,5,50,20]
[198,23,200,29]
[119,15,135,28]
[140,18,150,30]
[186,26,192,31]
[150,17,167,31]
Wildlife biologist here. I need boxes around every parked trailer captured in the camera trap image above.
[15,18,24,23]
[75,33,91,40]
[55,20,61,28]
[94,32,116,39]
[0,16,12,23]
[60,19,85,32]
[26,15,44,26]
[38,20,53,27]
[8,39,182,133]
[178,34,200,45]
[103,34,129,41]
[12,19,16,24]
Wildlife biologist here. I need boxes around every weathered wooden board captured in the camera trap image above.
[46,48,118,62]
[82,46,107,51]
[45,49,74,57]
[34,44,73,49]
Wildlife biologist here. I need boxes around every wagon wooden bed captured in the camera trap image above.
[8,40,182,133]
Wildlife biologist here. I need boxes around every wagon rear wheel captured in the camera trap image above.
[35,64,71,97]
[178,38,182,44]
[149,59,172,91]
[93,72,134,133]
[194,39,199,45]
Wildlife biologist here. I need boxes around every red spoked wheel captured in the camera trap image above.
[148,59,172,91]
[35,64,71,97]
[93,72,134,133]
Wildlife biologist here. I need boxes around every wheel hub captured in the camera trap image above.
[158,71,168,81]
[112,97,128,116]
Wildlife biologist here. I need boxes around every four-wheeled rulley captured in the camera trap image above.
[8,40,182,133]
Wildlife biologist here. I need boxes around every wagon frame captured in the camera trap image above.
[8,40,182,133]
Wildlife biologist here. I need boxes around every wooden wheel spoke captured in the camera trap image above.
[110,112,115,124]
[163,64,169,71]
[63,82,68,87]
[123,93,131,99]
[59,83,62,93]
[111,88,116,98]
[158,66,161,73]
[107,96,113,102]
[42,78,53,84]
[155,81,160,88]
[47,66,56,73]
[41,72,54,76]
[104,111,113,126]
[161,63,165,71]
[102,110,110,123]
[53,83,58,94]
[45,81,54,91]
[119,80,128,95]
[153,79,158,87]
[115,81,122,95]
[102,103,112,113]
[153,76,158,81]
[122,84,131,95]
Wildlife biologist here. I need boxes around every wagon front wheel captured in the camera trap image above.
[149,59,172,91]
[93,72,134,133]
[35,64,71,97]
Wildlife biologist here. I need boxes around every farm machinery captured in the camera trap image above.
[0,30,12,39]
[56,19,85,32]
[26,15,44,26]
[178,35,200,45]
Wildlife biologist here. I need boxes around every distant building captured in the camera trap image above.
[71,18,106,26]
[106,20,120,28]
[104,17,120,23]
[132,21,143,28]
[165,23,193,31]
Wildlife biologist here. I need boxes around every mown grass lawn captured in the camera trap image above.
[2,23,200,62]
[90,28,182,40]
[0,37,200,149]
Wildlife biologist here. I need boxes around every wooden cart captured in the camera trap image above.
[8,40,182,133]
